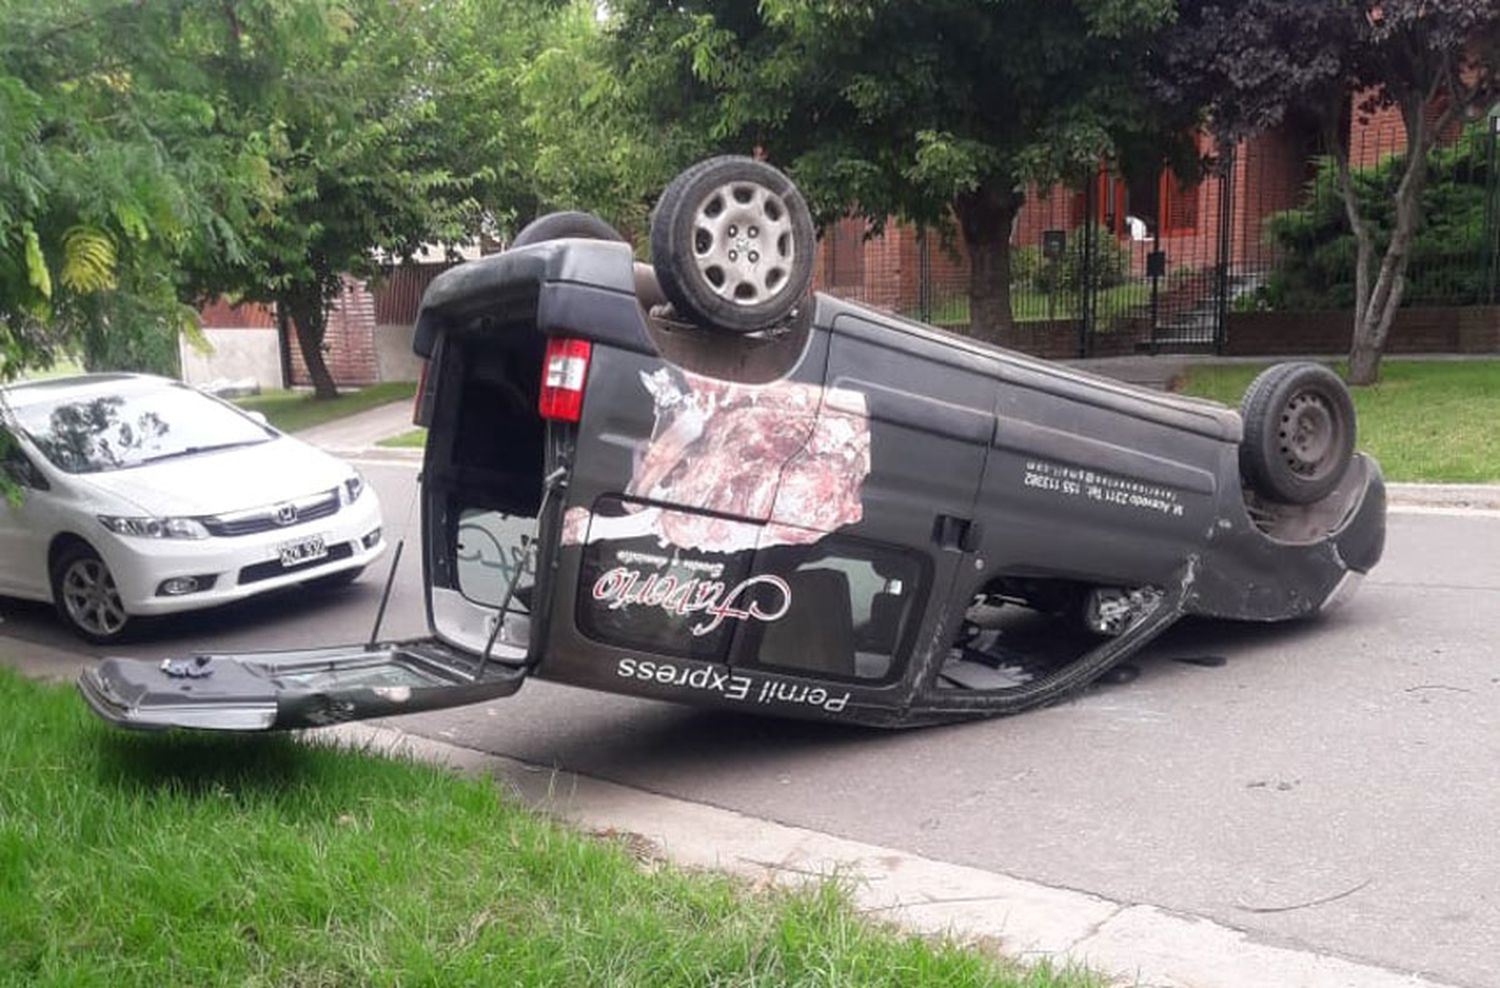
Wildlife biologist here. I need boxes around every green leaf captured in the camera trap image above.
[60,227,118,294]
[111,202,150,242]
[21,224,50,300]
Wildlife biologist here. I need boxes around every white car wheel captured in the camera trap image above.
[54,545,131,643]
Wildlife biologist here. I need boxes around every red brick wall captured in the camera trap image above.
[815,221,968,316]
[1346,89,1465,169]
[1232,125,1315,271]
[816,217,867,291]
[861,224,917,312]
[371,262,452,325]
[1349,97,1410,169]
[199,298,275,329]
[1014,184,1082,251]
[1225,307,1500,356]
[286,276,380,388]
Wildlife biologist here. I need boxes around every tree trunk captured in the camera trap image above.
[1347,152,1426,386]
[284,290,339,400]
[1338,94,1443,387]
[1347,332,1381,385]
[955,182,1022,344]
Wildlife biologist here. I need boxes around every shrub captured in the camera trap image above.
[1261,125,1496,311]
[1015,224,1132,294]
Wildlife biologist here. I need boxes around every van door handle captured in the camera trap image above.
[934,515,983,552]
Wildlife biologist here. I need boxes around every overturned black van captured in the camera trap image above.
[81,157,1385,730]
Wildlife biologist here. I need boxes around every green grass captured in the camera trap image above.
[235,380,417,434]
[0,668,1096,988]
[1177,360,1500,483]
[378,427,427,448]
[914,285,1148,328]
[9,356,86,381]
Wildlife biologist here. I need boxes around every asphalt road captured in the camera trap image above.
[4,461,1498,987]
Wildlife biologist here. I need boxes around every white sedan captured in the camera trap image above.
[0,374,385,642]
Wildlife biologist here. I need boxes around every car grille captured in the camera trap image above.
[202,489,341,537]
[238,542,355,585]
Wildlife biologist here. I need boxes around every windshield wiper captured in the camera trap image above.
[135,440,267,466]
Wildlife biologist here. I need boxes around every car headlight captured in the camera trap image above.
[341,472,365,506]
[98,515,210,540]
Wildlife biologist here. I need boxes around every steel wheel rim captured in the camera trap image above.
[690,181,795,306]
[1279,392,1338,478]
[62,558,127,637]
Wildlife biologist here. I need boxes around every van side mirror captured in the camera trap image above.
[246,411,270,427]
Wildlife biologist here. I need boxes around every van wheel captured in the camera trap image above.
[1239,362,1356,505]
[510,211,624,249]
[650,156,815,334]
[52,542,133,644]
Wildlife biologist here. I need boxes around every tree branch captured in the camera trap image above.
[1323,113,1372,334]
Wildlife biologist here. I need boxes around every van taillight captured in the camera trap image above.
[538,337,591,423]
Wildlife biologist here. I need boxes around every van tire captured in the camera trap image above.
[510,211,624,249]
[1239,362,1356,505]
[650,156,815,334]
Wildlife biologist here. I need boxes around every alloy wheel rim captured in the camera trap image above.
[691,181,795,306]
[62,558,127,637]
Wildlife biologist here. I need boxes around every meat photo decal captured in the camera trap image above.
[564,368,872,555]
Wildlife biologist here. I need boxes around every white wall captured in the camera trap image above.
[375,323,424,383]
[179,328,284,391]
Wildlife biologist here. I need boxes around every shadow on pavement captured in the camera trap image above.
[395,612,1335,787]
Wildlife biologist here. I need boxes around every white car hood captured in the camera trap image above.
[78,437,353,516]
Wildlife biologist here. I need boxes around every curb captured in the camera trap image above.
[329,446,424,465]
[327,722,1457,988]
[1386,483,1500,512]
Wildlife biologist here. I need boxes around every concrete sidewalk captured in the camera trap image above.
[294,400,417,454]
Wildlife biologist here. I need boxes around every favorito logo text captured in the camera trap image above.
[591,567,791,636]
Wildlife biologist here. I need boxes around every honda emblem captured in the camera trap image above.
[275,503,298,526]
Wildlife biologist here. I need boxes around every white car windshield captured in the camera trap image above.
[13,383,273,474]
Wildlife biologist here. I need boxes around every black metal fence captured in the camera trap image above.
[818,117,1500,356]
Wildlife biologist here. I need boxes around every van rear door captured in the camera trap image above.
[78,638,526,731]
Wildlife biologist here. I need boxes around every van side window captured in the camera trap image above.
[744,540,923,683]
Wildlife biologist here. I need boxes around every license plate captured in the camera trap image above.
[278,535,328,567]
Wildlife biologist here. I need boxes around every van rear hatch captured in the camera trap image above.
[79,640,527,731]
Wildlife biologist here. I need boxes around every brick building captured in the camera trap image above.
[812,122,1322,322]
[807,92,1442,333]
